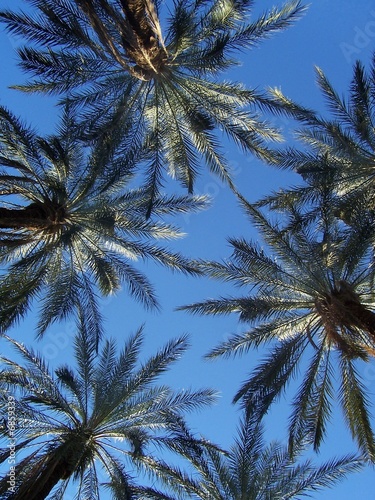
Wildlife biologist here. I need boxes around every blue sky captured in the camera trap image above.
[1,0,375,498]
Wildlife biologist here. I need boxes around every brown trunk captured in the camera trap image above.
[117,0,168,77]
[119,0,156,46]
[332,280,375,336]
[76,0,167,79]
[27,460,74,500]
[0,205,48,229]
[76,0,133,71]
[341,301,375,336]
[13,456,75,500]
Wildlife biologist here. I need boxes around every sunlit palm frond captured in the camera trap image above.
[263,55,375,235]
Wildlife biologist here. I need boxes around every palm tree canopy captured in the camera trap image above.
[257,54,375,230]
[131,411,364,499]
[0,0,306,210]
[0,326,218,499]
[180,195,375,461]
[0,105,208,343]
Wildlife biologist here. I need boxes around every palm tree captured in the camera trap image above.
[150,412,364,499]
[257,54,375,229]
[0,105,207,343]
[0,0,306,211]
[180,195,375,461]
[0,325,217,499]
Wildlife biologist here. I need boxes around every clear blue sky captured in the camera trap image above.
[1,0,375,498]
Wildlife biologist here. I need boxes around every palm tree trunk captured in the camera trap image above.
[333,280,375,336]
[12,456,74,500]
[119,0,156,46]
[76,0,166,79]
[344,301,375,336]
[0,205,48,229]
[115,0,168,76]
[316,281,375,355]
[26,460,73,500]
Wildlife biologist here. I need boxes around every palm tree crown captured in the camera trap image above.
[0,106,207,343]
[0,0,306,210]
[258,54,375,230]
[0,326,217,499]
[161,412,364,499]
[181,195,375,461]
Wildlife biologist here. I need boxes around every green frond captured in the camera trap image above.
[282,454,364,499]
[0,337,79,423]
[0,262,48,332]
[0,105,206,340]
[288,345,334,455]
[314,66,359,131]
[162,388,219,415]
[263,56,375,241]
[55,366,87,419]
[230,0,307,49]
[234,334,307,419]
[338,353,375,461]
[35,255,81,337]
[158,408,364,499]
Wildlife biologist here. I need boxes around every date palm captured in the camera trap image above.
[0,0,305,211]
[0,105,207,343]
[257,55,375,230]
[181,195,375,461]
[150,412,364,499]
[0,325,217,500]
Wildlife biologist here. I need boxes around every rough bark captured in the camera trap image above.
[24,459,74,500]
[0,205,49,229]
[76,0,167,80]
[118,0,167,75]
